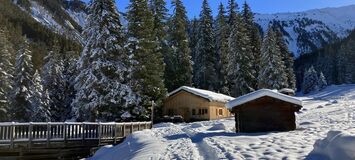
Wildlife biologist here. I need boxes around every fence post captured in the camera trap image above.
[98,122,102,146]
[130,122,133,134]
[46,122,51,147]
[10,122,15,149]
[82,122,85,145]
[28,122,33,149]
[113,123,117,144]
[137,122,140,131]
[64,122,67,145]
[122,123,126,137]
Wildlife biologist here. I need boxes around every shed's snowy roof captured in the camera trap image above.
[168,86,234,103]
[226,89,303,109]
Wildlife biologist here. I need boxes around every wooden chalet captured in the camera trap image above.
[163,86,234,122]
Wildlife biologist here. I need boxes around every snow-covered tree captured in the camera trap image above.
[30,70,50,122]
[10,38,48,122]
[318,72,328,91]
[258,26,287,90]
[0,27,14,121]
[127,0,166,114]
[42,41,71,121]
[275,27,297,89]
[227,5,255,97]
[73,0,142,122]
[242,2,261,89]
[302,66,319,94]
[215,3,229,94]
[193,0,218,91]
[62,52,78,121]
[337,40,355,84]
[189,18,199,84]
[227,0,238,26]
[165,0,192,92]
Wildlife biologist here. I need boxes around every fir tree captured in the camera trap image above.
[318,72,328,91]
[73,0,142,122]
[215,3,229,94]
[242,2,261,89]
[127,0,166,116]
[337,40,355,84]
[258,26,287,90]
[10,38,48,122]
[227,9,255,97]
[0,27,14,121]
[62,52,78,120]
[275,28,297,89]
[227,0,238,26]
[193,0,218,91]
[189,18,199,82]
[302,66,319,94]
[42,41,71,121]
[30,70,50,122]
[165,0,192,92]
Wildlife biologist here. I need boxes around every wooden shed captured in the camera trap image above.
[226,89,303,133]
[163,86,234,122]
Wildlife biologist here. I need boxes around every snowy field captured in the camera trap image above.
[89,85,355,160]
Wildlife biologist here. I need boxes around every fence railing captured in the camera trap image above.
[0,121,152,149]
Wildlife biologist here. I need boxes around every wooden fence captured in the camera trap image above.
[0,121,152,149]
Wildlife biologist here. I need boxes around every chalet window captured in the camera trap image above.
[198,109,202,115]
[192,109,196,115]
[218,109,223,116]
[204,109,208,114]
[216,109,218,116]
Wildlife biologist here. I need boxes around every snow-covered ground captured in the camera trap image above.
[89,85,355,160]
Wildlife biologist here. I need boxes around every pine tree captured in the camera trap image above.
[227,4,255,97]
[0,27,14,121]
[274,28,297,89]
[242,2,261,89]
[302,66,319,94]
[258,26,287,90]
[165,0,192,92]
[337,40,354,84]
[193,0,218,91]
[189,18,199,82]
[10,38,46,122]
[127,0,166,116]
[215,3,229,94]
[42,40,70,121]
[30,70,50,122]
[62,52,78,120]
[73,0,142,122]
[227,0,237,26]
[318,72,328,91]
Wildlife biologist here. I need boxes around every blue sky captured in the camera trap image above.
[83,0,355,18]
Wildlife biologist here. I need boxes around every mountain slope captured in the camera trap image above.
[0,0,82,69]
[13,0,88,43]
[255,5,355,57]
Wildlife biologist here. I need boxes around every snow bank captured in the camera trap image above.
[88,130,166,160]
[208,123,227,131]
[308,130,355,160]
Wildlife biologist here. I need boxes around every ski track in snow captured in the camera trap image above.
[90,85,355,160]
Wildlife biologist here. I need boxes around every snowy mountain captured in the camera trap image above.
[255,5,355,57]
[13,0,88,43]
[12,0,355,58]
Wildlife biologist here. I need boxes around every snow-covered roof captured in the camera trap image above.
[168,86,234,103]
[226,89,303,109]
